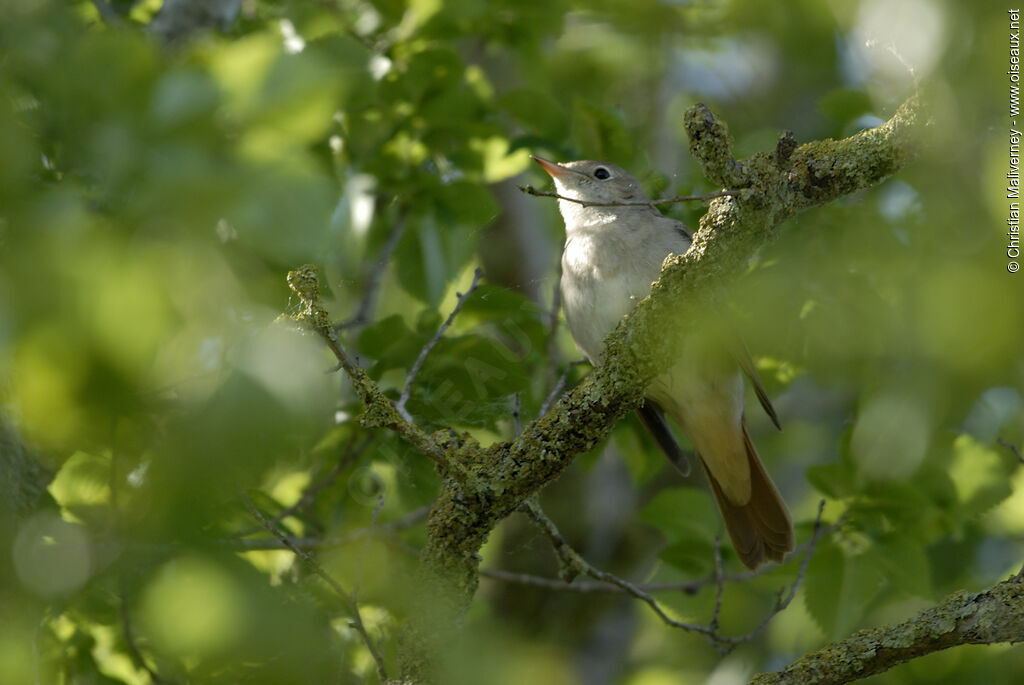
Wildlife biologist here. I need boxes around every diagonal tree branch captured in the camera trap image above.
[752,571,1024,685]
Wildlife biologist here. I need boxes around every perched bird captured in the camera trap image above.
[532,155,794,569]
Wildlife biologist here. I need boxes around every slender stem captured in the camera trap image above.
[339,204,409,332]
[264,436,372,531]
[518,184,740,208]
[242,492,389,682]
[395,268,483,421]
[539,360,586,416]
[513,498,833,649]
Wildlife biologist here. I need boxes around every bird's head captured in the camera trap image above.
[531,156,650,206]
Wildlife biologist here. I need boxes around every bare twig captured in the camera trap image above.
[545,273,563,391]
[395,267,484,422]
[261,437,373,532]
[518,184,740,208]
[709,536,725,636]
[338,205,410,332]
[479,569,704,594]
[241,492,388,682]
[997,437,1024,464]
[120,590,164,683]
[231,504,431,552]
[512,392,522,437]
[486,507,841,594]
[519,498,713,634]
[539,360,586,416]
[718,499,828,648]
[281,443,367,517]
[512,497,833,650]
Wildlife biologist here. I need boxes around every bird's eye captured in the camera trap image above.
[593,167,610,180]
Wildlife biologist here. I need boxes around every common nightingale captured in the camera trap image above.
[533,155,794,569]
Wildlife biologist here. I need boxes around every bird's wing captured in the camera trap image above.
[636,399,691,476]
[730,336,781,431]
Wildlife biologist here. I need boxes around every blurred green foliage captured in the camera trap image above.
[1,0,1022,683]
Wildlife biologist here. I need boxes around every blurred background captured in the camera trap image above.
[1,0,1022,683]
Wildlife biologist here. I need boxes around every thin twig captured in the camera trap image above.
[479,569,709,594]
[518,184,740,208]
[120,590,164,683]
[539,360,586,416]
[519,498,713,633]
[545,272,563,390]
[338,205,409,332]
[395,267,483,421]
[709,536,725,636]
[484,509,842,594]
[513,497,834,649]
[241,492,388,682]
[998,437,1024,464]
[716,499,828,648]
[231,504,431,552]
[256,437,374,533]
[352,493,387,611]
[512,392,522,437]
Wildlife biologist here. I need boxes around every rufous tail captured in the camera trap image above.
[701,421,794,570]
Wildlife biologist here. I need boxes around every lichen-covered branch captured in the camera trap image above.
[285,266,453,470]
[752,573,1024,685]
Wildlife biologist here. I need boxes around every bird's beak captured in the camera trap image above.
[530,155,569,179]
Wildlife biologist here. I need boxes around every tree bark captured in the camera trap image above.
[753,572,1024,684]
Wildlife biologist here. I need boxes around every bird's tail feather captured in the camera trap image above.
[701,420,794,570]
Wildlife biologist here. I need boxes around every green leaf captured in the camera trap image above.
[394,212,478,305]
[638,487,718,542]
[614,418,667,486]
[817,88,873,123]
[150,68,221,129]
[876,534,932,598]
[855,480,936,539]
[805,461,857,499]
[804,538,885,639]
[499,88,569,140]
[48,450,111,510]
[949,434,1015,521]
[421,335,529,396]
[356,314,426,376]
[571,100,635,163]
[434,181,499,227]
[659,538,715,577]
